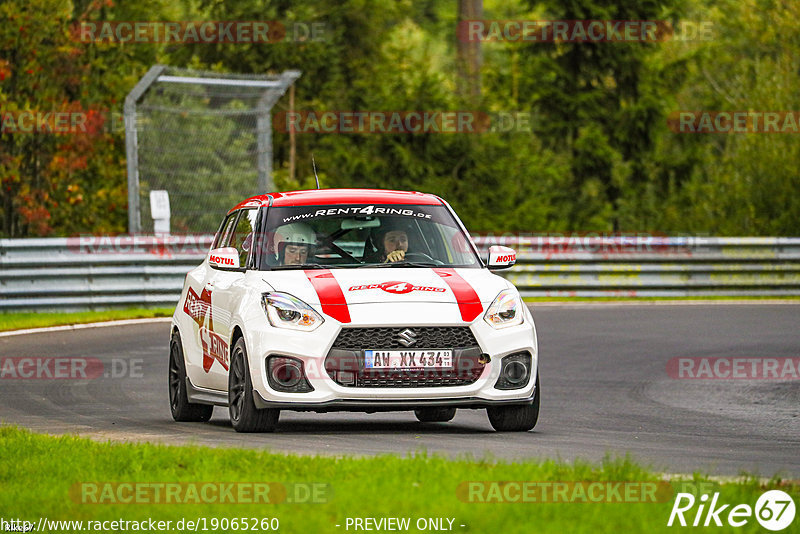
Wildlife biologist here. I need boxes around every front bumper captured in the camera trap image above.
[243,302,539,411]
[252,388,538,412]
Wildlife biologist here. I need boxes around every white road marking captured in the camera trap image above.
[0,317,173,338]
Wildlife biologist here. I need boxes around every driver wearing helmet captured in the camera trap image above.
[273,222,316,266]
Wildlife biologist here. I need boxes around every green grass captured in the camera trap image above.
[0,308,174,332]
[0,426,796,534]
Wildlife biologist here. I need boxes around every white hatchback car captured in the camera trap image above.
[169,189,539,432]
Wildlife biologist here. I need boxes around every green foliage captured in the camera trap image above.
[1,0,798,236]
[638,0,800,235]
[0,0,173,237]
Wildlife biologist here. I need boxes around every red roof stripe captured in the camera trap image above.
[229,188,442,212]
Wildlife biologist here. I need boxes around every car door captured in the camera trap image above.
[203,208,258,391]
[184,211,238,389]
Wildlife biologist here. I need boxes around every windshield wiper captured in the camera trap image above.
[271,263,330,270]
[356,261,440,268]
[390,261,441,268]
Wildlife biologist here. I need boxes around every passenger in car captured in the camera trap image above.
[283,244,309,265]
[273,223,315,266]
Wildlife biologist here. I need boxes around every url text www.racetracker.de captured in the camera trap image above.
[0,517,280,532]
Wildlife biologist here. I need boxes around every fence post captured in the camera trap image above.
[124,65,165,235]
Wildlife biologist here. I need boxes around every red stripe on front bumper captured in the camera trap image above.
[305,269,351,324]
[433,268,483,322]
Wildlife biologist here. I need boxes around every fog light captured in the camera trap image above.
[267,356,314,393]
[504,360,527,385]
[337,371,355,385]
[494,352,532,390]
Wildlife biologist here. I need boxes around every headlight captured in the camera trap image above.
[262,292,324,332]
[483,289,523,329]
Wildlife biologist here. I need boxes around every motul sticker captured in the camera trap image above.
[209,253,236,266]
[348,281,446,294]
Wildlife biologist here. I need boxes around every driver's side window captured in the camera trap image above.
[213,212,239,249]
[229,209,257,269]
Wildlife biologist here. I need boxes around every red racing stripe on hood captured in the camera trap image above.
[305,270,351,323]
[433,268,483,322]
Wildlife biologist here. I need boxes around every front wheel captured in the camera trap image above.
[414,407,457,423]
[487,374,540,432]
[169,332,213,422]
[228,337,279,433]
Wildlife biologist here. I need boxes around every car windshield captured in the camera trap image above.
[259,204,481,270]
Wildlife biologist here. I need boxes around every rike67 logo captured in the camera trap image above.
[668,490,796,531]
[183,287,229,372]
[349,281,446,295]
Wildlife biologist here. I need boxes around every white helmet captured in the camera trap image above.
[273,222,315,258]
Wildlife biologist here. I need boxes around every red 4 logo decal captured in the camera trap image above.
[348,281,446,294]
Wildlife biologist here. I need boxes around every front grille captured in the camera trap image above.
[355,372,480,388]
[332,327,478,350]
[325,346,486,388]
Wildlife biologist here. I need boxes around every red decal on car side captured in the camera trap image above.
[183,286,228,372]
[305,270,351,324]
[433,268,483,322]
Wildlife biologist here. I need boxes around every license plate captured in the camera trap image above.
[364,350,453,370]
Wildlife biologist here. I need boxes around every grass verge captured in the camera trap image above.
[0,426,796,533]
[0,308,174,332]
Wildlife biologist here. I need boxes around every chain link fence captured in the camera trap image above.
[125,66,300,234]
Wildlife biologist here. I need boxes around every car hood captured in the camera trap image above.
[262,267,511,324]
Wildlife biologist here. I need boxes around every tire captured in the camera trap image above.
[228,337,279,433]
[487,373,540,432]
[414,407,457,423]
[169,331,213,422]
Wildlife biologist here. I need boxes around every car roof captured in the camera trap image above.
[228,188,444,213]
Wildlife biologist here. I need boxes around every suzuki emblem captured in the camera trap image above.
[396,328,418,347]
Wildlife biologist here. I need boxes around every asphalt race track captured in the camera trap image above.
[1,304,798,477]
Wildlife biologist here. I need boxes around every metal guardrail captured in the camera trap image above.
[475,236,800,297]
[1,236,799,310]
[0,236,212,310]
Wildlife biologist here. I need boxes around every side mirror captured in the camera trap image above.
[487,245,516,270]
[208,247,240,269]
